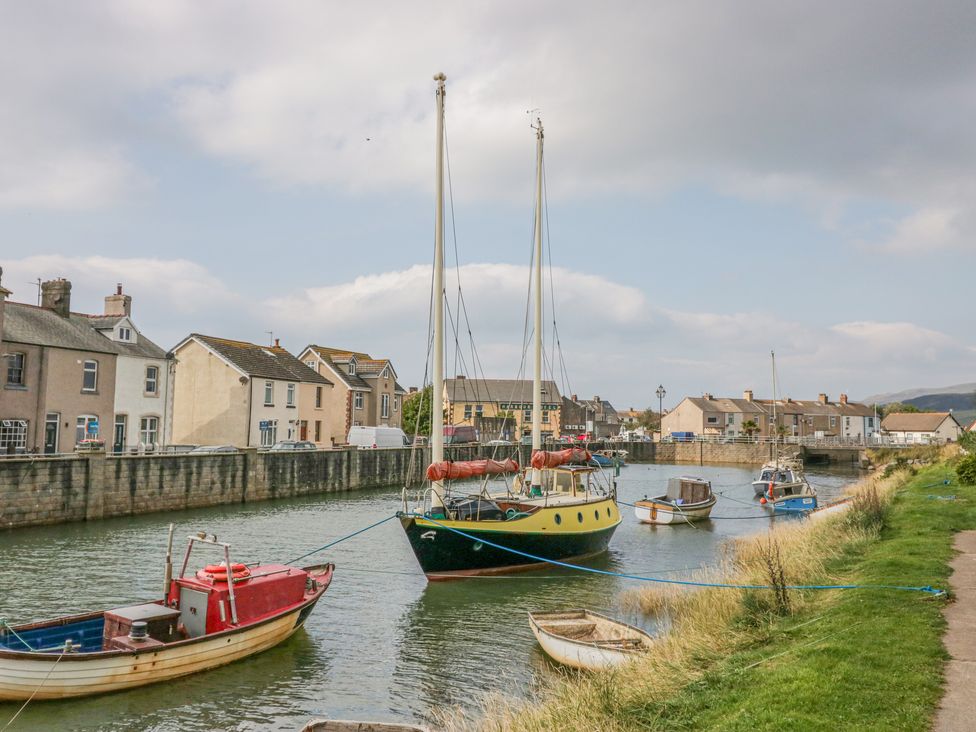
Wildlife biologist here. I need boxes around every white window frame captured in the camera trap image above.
[139,416,159,446]
[145,365,159,394]
[260,419,278,447]
[475,404,483,417]
[0,419,28,450]
[287,383,296,407]
[82,360,98,392]
[354,391,364,410]
[264,381,274,406]
[394,395,401,412]
[315,386,323,409]
[464,404,472,420]
[348,362,357,375]
[381,393,390,418]
[118,326,131,341]
[76,415,98,443]
[305,359,317,370]
[6,352,25,386]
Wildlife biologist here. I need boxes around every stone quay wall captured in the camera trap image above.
[0,441,778,530]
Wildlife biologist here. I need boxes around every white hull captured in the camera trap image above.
[0,606,307,701]
[634,496,716,525]
[528,610,651,671]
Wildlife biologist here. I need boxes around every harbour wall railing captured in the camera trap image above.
[0,440,853,530]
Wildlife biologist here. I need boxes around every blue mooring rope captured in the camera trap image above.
[286,514,400,564]
[402,513,944,596]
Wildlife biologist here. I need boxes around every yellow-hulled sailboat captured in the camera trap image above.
[398,74,620,579]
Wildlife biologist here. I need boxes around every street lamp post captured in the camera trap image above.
[655,384,666,437]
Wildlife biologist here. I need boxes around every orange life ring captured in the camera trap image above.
[204,563,247,574]
[197,563,251,583]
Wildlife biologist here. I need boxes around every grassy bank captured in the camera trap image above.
[453,455,973,731]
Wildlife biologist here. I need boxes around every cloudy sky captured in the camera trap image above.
[1,1,973,409]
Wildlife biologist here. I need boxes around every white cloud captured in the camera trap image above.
[875,207,964,253]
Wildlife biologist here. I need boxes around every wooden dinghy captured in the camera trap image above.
[0,532,334,701]
[302,721,430,731]
[528,609,652,671]
[634,476,716,525]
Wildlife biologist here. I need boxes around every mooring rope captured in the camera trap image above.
[286,514,400,564]
[1,645,68,731]
[0,618,35,652]
[402,513,943,595]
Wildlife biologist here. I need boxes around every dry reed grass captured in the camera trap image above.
[438,467,912,732]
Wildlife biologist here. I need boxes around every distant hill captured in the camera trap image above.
[904,393,976,413]
[862,382,976,405]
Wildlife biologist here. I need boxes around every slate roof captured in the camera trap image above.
[444,378,562,405]
[188,335,331,384]
[881,412,960,432]
[82,315,168,360]
[3,302,118,355]
[303,345,380,390]
[687,397,767,414]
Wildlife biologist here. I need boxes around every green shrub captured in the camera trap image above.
[958,454,976,485]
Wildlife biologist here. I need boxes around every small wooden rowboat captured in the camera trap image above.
[302,721,430,731]
[0,532,334,701]
[634,476,716,525]
[528,609,652,671]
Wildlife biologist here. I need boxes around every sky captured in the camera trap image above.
[1,1,974,410]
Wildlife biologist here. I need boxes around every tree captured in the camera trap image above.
[402,385,433,438]
[742,419,759,438]
[637,409,661,431]
[881,402,922,417]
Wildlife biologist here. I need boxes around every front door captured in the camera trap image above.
[300,421,308,440]
[113,415,127,453]
[44,413,59,454]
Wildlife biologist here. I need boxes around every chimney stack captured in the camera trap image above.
[840,393,848,405]
[703,392,713,400]
[41,278,72,318]
[274,338,280,348]
[104,283,132,317]
[818,393,828,405]
[743,389,753,402]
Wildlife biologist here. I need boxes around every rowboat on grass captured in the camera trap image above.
[528,609,652,671]
[634,476,717,525]
[0,532,334,701]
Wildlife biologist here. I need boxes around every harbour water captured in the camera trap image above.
[0,462,858,730]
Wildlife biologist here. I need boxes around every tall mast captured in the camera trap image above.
[431,73,447,510]
[531,118,544,489]
[771,349,778,465]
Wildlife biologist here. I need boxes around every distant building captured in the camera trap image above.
[662,390,880,441]
[561,395,622,439]
[0,275,171,454]
[620,408,642,427]
[880,412,963,444]
[299,346,405,446]
[171,335,331,447]
[443,377,562,441]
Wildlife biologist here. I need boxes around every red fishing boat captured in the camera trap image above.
[0,531,334,700]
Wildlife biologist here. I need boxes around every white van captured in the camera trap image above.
[347,426,410,449]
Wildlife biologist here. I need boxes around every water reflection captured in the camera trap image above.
[0,462,859,730]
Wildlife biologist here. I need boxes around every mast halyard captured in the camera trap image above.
[531,118,544,490]
[431,72,447,512]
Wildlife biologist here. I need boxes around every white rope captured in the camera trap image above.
[2,646,68,730]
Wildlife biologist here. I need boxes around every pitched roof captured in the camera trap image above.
[686,397,767,414]
[3,302,119,355]
[881,412,960,432]
[83,315,168,359]
[188,335,331,384]
[303,345,372,390]
[444,378,562,404]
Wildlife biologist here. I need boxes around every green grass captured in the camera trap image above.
[638,463,973,731]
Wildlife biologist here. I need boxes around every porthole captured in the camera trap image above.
[554,514,562,525]
[594,510,600,521]
[606,507,612,517]
[577,512,584,523]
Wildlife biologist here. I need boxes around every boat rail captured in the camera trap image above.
[176,534,240,624]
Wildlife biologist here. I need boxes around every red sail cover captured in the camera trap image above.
[426,459,520,481]
[530,448,592,469]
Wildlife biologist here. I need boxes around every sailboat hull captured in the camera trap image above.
[399,499,620,580]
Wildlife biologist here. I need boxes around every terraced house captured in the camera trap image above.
[443,377,562,441]
[171,335,331,448]
[0,274,171,454]
[297,346,405,446]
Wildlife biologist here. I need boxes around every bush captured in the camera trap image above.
[958,454,976,486]
[882,456,917,479]
[847,484,888,532]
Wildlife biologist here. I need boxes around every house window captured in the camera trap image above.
[354,392,364,410]
[6,353,25,386]
[707,416,718,424]
[348,362,356,375]
[260,419,278,447]
[542,411,550,423]
[305,359,317,370]
[475,404,483,417]
[145,365,159,394]
[82,360,98,392]
[0,419,28,451]
[76,415,98,443]
[264,381,274,405]
[140,416,159,446]
[118,327,131,341]
[381,393,390,418]
[728,414,735,425]
[868,417,874,428]
[287,383,296,407]
[523,409,532,422]
[464,404,472,420]
[315,386,323,408]
[314,420,322,442]
[829,416,837,428]
[394,395,401,412]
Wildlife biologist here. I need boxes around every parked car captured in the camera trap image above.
[347,426,410,449]
[268,440,317,451]
[484,439,512,446]
[444,425,478,445]
[412,436,429,446]
[189,445,239,454]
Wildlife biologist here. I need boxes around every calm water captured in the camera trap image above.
[0,462,858,731]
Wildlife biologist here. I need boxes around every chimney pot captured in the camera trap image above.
[116,283,123,295]
[840,393,848,405]
[703,392,713,400]
[41,278,72,318]
[818,393,828,405]
[274,338,280,347]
